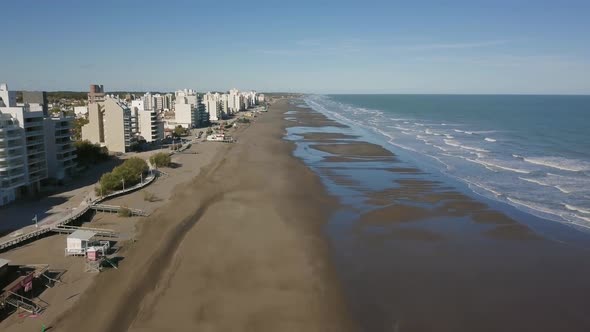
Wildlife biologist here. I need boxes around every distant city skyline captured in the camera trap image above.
[2,0,589,94]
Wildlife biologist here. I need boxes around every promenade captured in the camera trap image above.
[0,171,156,252]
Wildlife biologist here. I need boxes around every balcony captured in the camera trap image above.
[26,138,44,147]
[24,120,44,128]
[0,135,22,143]
[55,130,71,138]
[25,128,44,137]
[58,144,76,153]
[58,153,76,162]
[0,162,25,172]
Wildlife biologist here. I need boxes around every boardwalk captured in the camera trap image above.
[0,172,156,252]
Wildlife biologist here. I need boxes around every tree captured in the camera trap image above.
[149,152,171,168]
[173,125,188,137]
[75,140,109,166]
[97,157,148,194]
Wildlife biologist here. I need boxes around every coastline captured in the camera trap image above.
[285,100,590,331]
[47,98,355,331]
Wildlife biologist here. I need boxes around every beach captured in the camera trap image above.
[19,98,353,332]
[3,96,590,332]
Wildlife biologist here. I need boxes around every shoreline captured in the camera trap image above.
[285,101,590,331]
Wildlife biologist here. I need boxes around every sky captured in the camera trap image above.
[1,0,589,94]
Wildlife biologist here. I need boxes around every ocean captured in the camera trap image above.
[304,94,590,230]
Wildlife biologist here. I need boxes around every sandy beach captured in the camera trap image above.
[1,98,354,332]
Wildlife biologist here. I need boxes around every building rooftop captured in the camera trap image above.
[68,230,96,241]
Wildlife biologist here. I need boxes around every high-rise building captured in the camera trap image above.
[131,100,164,143]
[0,83,76,206]
[173,89,208,128]
[81,85,137,153]
[44,116,76,180]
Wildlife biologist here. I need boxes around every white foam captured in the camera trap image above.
[469,159,530,174]
[523,157,590,172]
[432,144,449,152]
[484,137,496,142]
[507,197,560,216]
[565,204,590,215]
[443,139,490,153]
[519,177,549,186]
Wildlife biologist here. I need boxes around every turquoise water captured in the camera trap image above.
[304,94,590,229]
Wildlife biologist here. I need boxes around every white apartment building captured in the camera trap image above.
[0,83,77,206]
[203,92,222,121]
[228,88,242,114]
[131,100,164,143]
[0,112,26,205]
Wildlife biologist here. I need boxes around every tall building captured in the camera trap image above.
[163,93,174,111]
[81,85,136,153]
[44,116,76,180]
[0,112,26,205]
[153,94,164,111]
[204,92,224,121]
[228,88,241,113]
[173,89,208,128]
[131,100,164,143]
[0,83,76,206]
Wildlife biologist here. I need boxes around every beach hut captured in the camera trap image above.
[65,230,96,256]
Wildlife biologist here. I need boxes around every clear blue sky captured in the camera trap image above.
[2,0,589,94]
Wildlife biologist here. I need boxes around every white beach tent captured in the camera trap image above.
[65,230,96,256]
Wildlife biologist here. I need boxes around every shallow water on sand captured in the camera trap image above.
[284,102,590,332]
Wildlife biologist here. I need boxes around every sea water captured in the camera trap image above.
[304,94,590,229]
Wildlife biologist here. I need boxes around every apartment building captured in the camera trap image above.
[203,92,222,121]
[131,100,164,143]
[44,115,76,180]
[0,83,77,206]
[81,85,137,153]
[0,112,26,205]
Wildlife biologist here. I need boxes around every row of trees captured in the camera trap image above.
[97,157,148,195]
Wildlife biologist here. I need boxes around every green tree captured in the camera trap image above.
[173,125,188,137]
[149,152,171,168]
[75,140,109,166]
[97,157,148,194]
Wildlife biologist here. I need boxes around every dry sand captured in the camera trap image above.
[40,99,355,332]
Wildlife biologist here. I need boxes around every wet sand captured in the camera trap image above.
[51,99,354,332]
[311,142,394,157]
[301,132,360,140]
[286,103,590,332]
